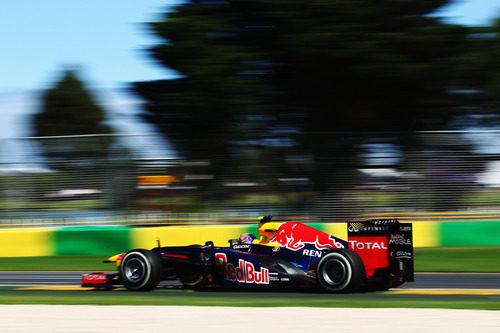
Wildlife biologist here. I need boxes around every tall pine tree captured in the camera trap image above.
[34,69,113,161]
[133,0,490,208]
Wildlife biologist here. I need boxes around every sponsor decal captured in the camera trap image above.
[232,244,251,250]
[302,249,323,258]
[269,272,280,282]
[82,273,110,284]
[348,235,389,276]
[390,250,412,259]
[348,225,388,233]
[215,253,269,284]
[348,240,388,250]
[389,234,412,245]
[348,220,400,233]
[369,219,399,225]
[83,274,108,281]
[348,222,365,232]
[269,223,344,251]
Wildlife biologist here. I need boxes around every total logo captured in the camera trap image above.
[82,273,110,285]
[215,253,269,284]
[348,240,388,250]
[83,274,108,281]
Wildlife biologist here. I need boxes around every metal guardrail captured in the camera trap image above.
[2,131,500,226]
[0,215,320,228]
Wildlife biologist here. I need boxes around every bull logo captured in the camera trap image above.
[268,223,344,250]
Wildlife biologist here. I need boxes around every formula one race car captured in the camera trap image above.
[82,217,413,293]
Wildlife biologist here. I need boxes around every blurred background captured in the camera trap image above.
[2,0,500,226]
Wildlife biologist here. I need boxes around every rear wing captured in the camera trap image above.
[348,219,414,285]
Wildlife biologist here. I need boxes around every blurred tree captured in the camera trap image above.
[34,69,114,161]
[133,0,487,210]
[135,0,473,133]
[467,19,500,122]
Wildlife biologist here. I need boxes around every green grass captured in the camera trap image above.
[0,255,112,271]
[0,197,109,211]
[0,288,498,310]
[414,247,500,272]
[0,247,500,272]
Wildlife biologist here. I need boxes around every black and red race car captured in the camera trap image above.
[82,217,413,292]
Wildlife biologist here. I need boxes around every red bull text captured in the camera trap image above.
[215,253,269,284]
[268,223,344,250]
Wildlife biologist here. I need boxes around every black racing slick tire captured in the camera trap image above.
[316,249,365,293]
[120,249,162,291]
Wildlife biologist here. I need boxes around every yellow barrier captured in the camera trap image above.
[0,228,55,257]
[1,218,492,258]
[411,222,439,247]
[131,224,251,248]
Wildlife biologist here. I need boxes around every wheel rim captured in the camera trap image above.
[124,257,146,282]
[321,258,347,287]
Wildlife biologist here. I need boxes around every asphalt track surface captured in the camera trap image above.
[0,272,499,289]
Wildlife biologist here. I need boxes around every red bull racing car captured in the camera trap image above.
[82,217,414,292]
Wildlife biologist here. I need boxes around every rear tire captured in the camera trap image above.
[120,249,162,291]
[316,249,365,293]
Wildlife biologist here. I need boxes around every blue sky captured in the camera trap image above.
[0,0,177,92]
[437,0,500,26]
[0,0,499,93]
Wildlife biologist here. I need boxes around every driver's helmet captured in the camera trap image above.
[238,233,256,244]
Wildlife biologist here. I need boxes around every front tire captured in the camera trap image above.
[316,249,365,292]
[120,249,162,291]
